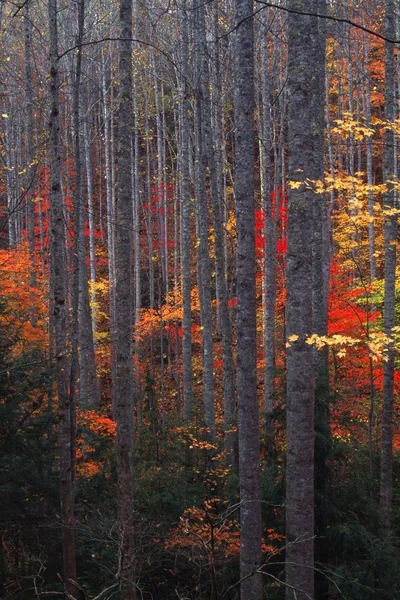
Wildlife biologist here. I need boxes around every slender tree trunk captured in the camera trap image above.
[260,11,277,465]
[380,0,397,529]
[234,0,262,597]
[83,117,98,339]
[24,3,37,325]
[310,3,330,598]
[193,0,215,442]
[180,0,193,424]
[145,94,155,311]
[201,0,237,464]
[75,2,100,409]
[69,0,84,463]
[153,55,167,294]
[116,0,135,595]
[48,0,76,592]
[286,1,321,598]
[102,47,117,416]
[362,25,377,282]
[133,70,142,433]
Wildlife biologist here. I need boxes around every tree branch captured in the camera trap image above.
[255,1,400,44]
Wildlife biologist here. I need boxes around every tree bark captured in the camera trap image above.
[101,47,117,417]
[310,3,330,598]
[24,3,37,325]
[193,0,216,442]
[380,0,397,529]
[203,0,237,464]
[286,1,321,598]
[115,0,135,596]
[48,0,76,593]
[180,0,194,424]
[260,10,277,465]
[234,0,262,597]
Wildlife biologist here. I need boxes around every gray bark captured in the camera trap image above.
[145,94,155,311]
[204,0,237,464]
[101,47,117,417]
[83,117,98,338]
[260,11,277,464]
[179,0,194,424]
[75,2,100,409]
[362,27,377,282]
[310,2,329,598]
[115,0,135,595]
[380,0,397,529]
[193,0,216,442]
[24,3,37,324]
[234,0,262,597]
[48,0,76,592]
[286,1,321,598]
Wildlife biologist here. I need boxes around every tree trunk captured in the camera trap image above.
[310,2,329,598]
[24,3,37,325]
[115,0,135,595]
[193,0,216,442]
[286,1,321,598]
[260,11,277,465]
[48,0,76,593]
[380,0,397,529]
[202,0,237,464]
[234,0,262,597]
[101,47,117,417]
[83,116,98,340]
[180,0,194,424]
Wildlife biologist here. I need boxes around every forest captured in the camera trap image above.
[0,0,399,598]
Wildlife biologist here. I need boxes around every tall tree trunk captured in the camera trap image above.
[202,0,237,464]
[180,0,194,424]
[132,70,142,433]
[83,116,98,340]
[234,0,262,597]
[286,1,321,598]
[193,0,216,442]
[24,3,37,325]
[115,0,135,595]
[73,0,100,409]
[101,47,117,416]
[48,0,76,592]
[362,22,377,283]
[380,0,397,529]
[310,2,329,598]
[144,94,155,312]
[260,10,277,465]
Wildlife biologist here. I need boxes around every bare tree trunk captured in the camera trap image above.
[116,0,135,595]
[362,23,377,282]
[380,0,397,529]
[234,0,262,597]
[74,0,100,409]
[132,69,142,433]
[101,47,117,416]
[153,55,167,295]
[144,94,155,311]
[201,0,237,464]
[83,117,98,339]
[193,0,215,442]
[285,1,321,598]
[260,11,277,465]
[48,0,76,593]
[180,0,193,424]
[24,3,37,325]
[310,3,329,598]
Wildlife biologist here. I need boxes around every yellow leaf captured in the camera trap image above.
[288,180,303,190]
[288,334,299,342]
